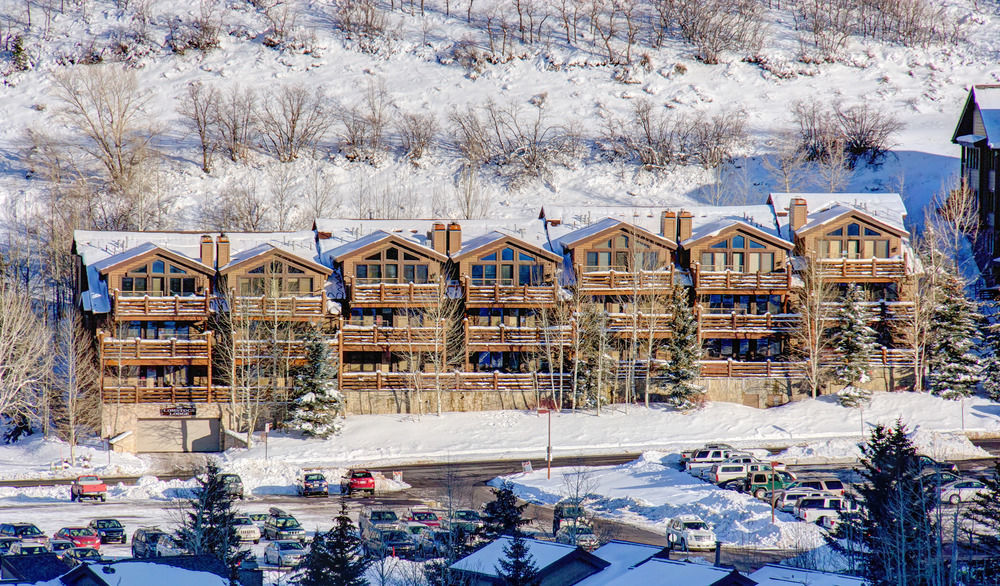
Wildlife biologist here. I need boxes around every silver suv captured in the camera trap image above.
[772,478,846,511]
[685,448,752,472]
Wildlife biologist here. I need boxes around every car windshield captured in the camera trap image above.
[371,512,397,522]
[694,451,710,458]
[277,542,301,551]
[455,511,479,520]
[146,532,166,542]
[684,522,708,530]
[78,477,101,484]
[412,512,436,520]
[65,528,95,537]
[250,514,268,521]
[76,549,100,559]
[561,506,584,517]
[382,531,409,542]
[94,520,122,529]
[17,526,41,537]
[275,517,300,529]
[352,472,373,479]
[51,542,72,551]
[573,527,594,536]
[305,474,325,482]
[233,518,252,526]
[21,546,45,554]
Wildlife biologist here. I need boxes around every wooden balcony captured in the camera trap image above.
[698,312,799,338]
[699,360,807,378]
[576,267,676,295]
[112,290,211,321]
[340,324,444,351]
[232,294,329,320]
[463,278,560,307]
[100,333,211,365]
[691,265,793,293]
[822,347,916,366]
[232,339,337,362]
[606,313,673,337]
[821,301,915,322]
[815,257,908,281]
[465,324,575,350]
[348,278,444,306]
[100,385,231,403]
[340,371,572,393]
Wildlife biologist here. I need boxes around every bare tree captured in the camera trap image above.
[0,284,50,423]
[258,85,333,162]
[453,166,490,219]
[791,258,837,398]
[51,311,100,463]
[835,103,904,166]
[396,111,436,164]
[267,164,302,230]
[930,177,978,266]
[763,133,809,192]
[214,84,257,163]
[178,80,219,173]
[668,0,767,64]
[200,177,268,232]
[336,80,395,163]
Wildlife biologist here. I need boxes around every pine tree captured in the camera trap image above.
[288,325,342,437]
[832,284,878,405]
[964,460,1000,577]
[662,285,703,410]
[298,499,369,586]
[853,420,939,585]
[422,525,474,585]
[495,533,540,586]
[980,299,1000,402]
[927,275,982,400]
[176,461,250,582]
[479,482,529,541]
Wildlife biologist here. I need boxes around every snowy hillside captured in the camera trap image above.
[1,0,995,230]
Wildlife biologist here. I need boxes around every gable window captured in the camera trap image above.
[699,235,776,273]
[584,233,662,271]
[354,246,431,284]
[818,222,891,259]
[119,258,198,297]
[238,258,315,297]
[471,246,545,286]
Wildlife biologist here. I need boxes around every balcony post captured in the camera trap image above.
[379,282,385,302]
[376,370,382,391]
[871,257,877,277]
[144,295,150,315]
[463,318,471,371]
[766,359,772,377]
[727,358,733,377]
[206,331,213,402]
[174,296,180,314]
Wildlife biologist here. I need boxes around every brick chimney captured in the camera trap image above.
[447,223,462,255]
[430,223,447,254]
[217,234,231,268]
[678,211,693,243]
[661,211,677,241]
[200,235,214,268]
[790,198,808,233]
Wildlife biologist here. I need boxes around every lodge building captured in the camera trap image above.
[74,193,916,453]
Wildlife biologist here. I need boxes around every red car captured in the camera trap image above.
[53,527,101,550]
[340,470,375,497]
[405,510,441,527]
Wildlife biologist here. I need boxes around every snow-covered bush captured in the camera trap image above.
[667,0,767,64]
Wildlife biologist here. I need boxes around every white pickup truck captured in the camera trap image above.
[685,448,753,472]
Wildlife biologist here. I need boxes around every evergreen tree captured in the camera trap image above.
[832,284,878,405]
[927,275,982,400]
[298,499,369,586]
[422,525,474,585]
[980,299,1000,402]
[176,461,250,583]
[662,285,703,410]
[495,533,540,586]
[288,325,342,437]
[479,482,529,541]
[964,460,1000,577]
[853,420,940,585]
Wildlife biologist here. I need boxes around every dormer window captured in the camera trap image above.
[819,221,890,259]
[354,246,430,284]
[120,259,197,297]
[239,260,314,296]
[471,247,544,286]
[699,235,776,272]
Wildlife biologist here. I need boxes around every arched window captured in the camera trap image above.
[699,235,775,272]
[584,233,661,271]
[354,247,430,284]
[120,258,198,297]
[818,222,890,259]
[238,259,314,296]
[471,247,544,286]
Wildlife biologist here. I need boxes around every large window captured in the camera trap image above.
[354,247,430,284]
[703,338,781,360]
[120,259,198,297]
[703,294,783,315]
[471,247,544,286]
[584,234,661,270]
[238,259,315,297]
[699,235,775,272]
[818,223,890,259]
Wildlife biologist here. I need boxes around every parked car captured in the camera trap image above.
[402,521,434,545]
[794,496,861,525]
[553,498,586,534]
[447,509,484,534]
[0,538,18,556]
[341,469,376,497]
[363,527,416,559]
[0,523,48,546]
[71,476,107,503]
[414,529,457,559]
[263,508,306,542]
[705,460,777,486]
[916,456,958,475]
[88,519,127,544]
[53,527,102,550]
[360,509,400,537]
[772,478,847,511]
[297,471,329,497]
[131,527,171,559]
[941,479,988,505]
[405,509,442,528]
[555,523,599,551]
[8,543,48,556]
[745,470,798,500]
[220,474,244,500]
[665,515,716,552]
[63,547,102,564]
[233,515,262,544]
[679,444,735,469]
[685,448,752,472]
[49,540,74,555]
[152,534,184,557]
[264,540,308,567]
[247,513,270,527]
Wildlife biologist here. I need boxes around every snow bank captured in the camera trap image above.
[493,452,827,550]
[774,431,990,464]
[0,435,149,481]
[218,457,410,496]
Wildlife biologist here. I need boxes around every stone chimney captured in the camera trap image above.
[200,235,214,268]
[790,198,808,233]
[430,223,447,254]
[661,211,677,241]
[678,211,693,243]
[217,234,231,268]
[447,222,462,255]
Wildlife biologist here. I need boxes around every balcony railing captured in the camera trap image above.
[340,371,572,393]
[698,312,799,335]
[112,290,211,320]
[577,267,676,294]
[465,324,575,348]
[821,301,915,322]
[100,334,211,363]
[606,312,674,333]
[815,257,909,279]
[340,324,444,349]
[463,278,560,306]
[232,294,328,319]
[348,278,444,305]
[699,360,808,378]
[691,265,793,291]
[100,385,231,403]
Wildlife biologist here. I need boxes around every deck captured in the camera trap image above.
[464,325,575,349]
[111,291,211,321]
[691,267,793,292]
[340,371,572,393]
[698,313,799,338]
[815,257,908,280]
[231,295,329,320]
[348,279,444,306]
[463,280,560,307]
[576,267,676,295]
[100,334,211,365]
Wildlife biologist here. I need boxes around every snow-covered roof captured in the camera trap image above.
[795,203,906,237]
[453,231,561,261]
[601,558,744,585]
[749,564,869,585]
[576,541,666,586]
[449,536,582,577]
[543,206,668,235]
[769,193,908,239]
[955,134,987,145]
[552,217,676,252]
[47,560,229,586]
[219,241,330,274]
[972,85,1000,148]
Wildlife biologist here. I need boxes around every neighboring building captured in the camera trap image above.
[74,192,919,452]
[953,84,1000,271]
[58,557,230,586]
[749,564,869,585]
[0,552,71,583]
[449,536,611,585]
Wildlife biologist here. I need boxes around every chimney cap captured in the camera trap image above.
[678,210,693,218]
[200,234,212,242]
[432,223,446,230]
[447,222,461,229]
[791,197,807,205]
[218,233,230,241]
[661,210,676,217]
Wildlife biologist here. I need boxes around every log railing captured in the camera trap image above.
[698,312,799,334]
[339,324,444,348]
[691,265,793,291]
[340,371,572,393]
[100,334,211,362]
[576,267,676,293]
[99,386,230,403]
[348,279,443,304]
[232,294,328,319]
[463,278,560,305]
[815,257,908,279]
[465,324,575,347]
[112,290,211,319]
[606,313,674,333]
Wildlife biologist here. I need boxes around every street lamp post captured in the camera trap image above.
[539,408,552,479]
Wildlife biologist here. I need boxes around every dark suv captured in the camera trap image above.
[0,523,47,546]
[220,474,245,500]
[263,508,306,542]
[131,527,170,559]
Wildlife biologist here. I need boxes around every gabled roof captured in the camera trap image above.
[554,218,677,251]
[450,536,609,581]
[577,540,668,585]
[750,564,869,585]
[453,231,562,263]
[952,85,1000,149]
[219,242,332,275]
[602,558,754,586]
[682,218,793,250]
[768,193,907,239]
[1,552,70,582]
[60,558,230,586]
[91,243,215,275]
[326,230,447,263]
[794,204,908,238]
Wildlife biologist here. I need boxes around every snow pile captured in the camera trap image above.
[0,435,148,480]
[218,457,410,496]
[493,452,827,550]
[774,431,990,464]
